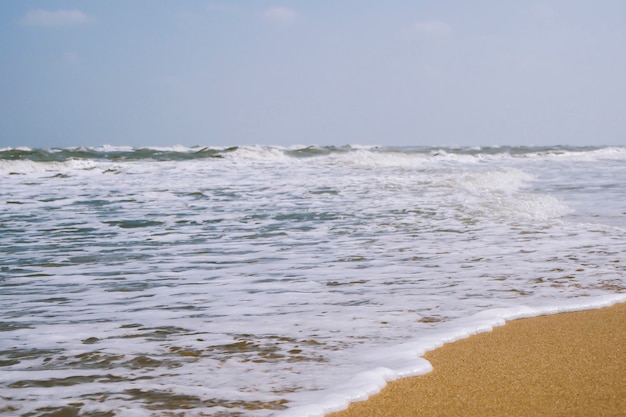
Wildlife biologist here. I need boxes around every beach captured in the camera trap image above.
[328,302,626,417]
[2,146,625,416]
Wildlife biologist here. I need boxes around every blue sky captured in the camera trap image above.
[1,1,625,148]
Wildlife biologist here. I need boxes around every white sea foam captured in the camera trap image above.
[1,145,624,417]
[228,145,294,161]
[90,144,137,152]
[0,159,99,174]
[279,294,626,417]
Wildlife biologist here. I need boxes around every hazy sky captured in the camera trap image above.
[2,1,625,148]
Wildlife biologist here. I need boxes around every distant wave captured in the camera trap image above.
[0,145,240,162]
[1,144,625,166]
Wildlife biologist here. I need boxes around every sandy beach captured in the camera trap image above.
[327,302,626,417]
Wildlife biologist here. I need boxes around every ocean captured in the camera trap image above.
[1,145,625,417]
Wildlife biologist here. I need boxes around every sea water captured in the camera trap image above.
[1,145,625,417]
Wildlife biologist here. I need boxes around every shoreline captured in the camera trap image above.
[326,301,626,417]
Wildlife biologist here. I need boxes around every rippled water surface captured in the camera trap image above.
[1,145,625,416]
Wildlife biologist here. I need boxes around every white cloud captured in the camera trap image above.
[263,7,298,25]
[414,20,453,37]
[21,9,94,27]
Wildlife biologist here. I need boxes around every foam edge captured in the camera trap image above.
[277,294,626,417]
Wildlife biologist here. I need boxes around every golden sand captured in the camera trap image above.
[327,302,626,417]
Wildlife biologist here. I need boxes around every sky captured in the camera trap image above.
[1,1,625,149]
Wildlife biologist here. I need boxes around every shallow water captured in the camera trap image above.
[1,145,625,416]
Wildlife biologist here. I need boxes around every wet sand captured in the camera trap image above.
[327,302,626,417]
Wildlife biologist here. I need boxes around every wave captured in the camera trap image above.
[1,145,625,174]
[1,144,625,161]
[0,145,240,163]
[278,294,626,417]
